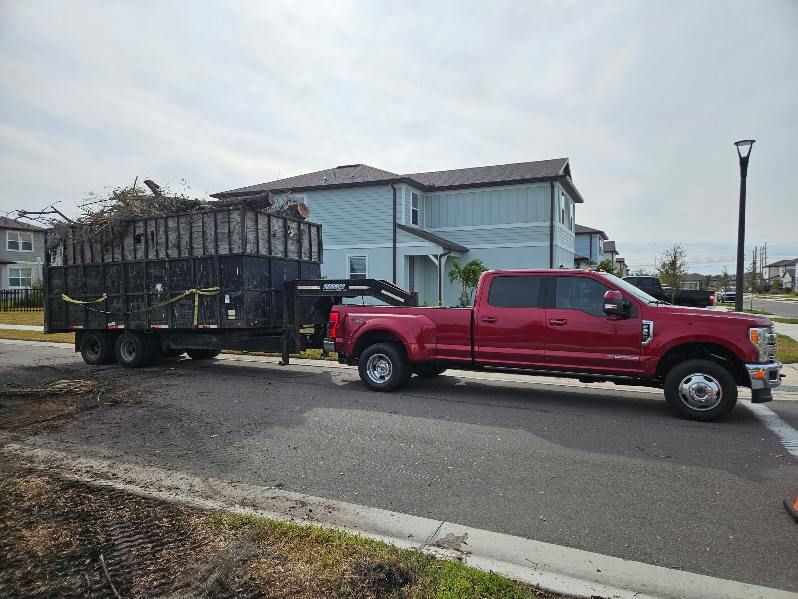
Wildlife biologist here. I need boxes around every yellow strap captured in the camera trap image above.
[62,293,108,304]
[61,287,220,326]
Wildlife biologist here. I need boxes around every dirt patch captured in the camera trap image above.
[0,365,136,431]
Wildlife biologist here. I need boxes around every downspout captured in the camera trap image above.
[549,182,555,268]
[391,183,397,283]
[438,250,452,306]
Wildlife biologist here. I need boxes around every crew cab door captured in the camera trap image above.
[545,275,642,374]
[474,274,547,367]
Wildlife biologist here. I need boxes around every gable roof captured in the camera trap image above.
[767,258,798,267]
[575,224,608,239]
[213,158,584,202]
[217,164,400,197]
[396,224,468,253]
[0,216,44,232]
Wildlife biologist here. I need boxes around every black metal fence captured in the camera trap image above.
[0,289,44,311]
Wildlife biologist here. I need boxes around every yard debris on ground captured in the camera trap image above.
[0,465,561,599]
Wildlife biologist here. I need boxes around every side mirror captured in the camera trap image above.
[603,290,629,318]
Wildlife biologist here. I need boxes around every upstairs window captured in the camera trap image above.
[411,192,419,225]
[7,231,33,251]
[348,255,367,280]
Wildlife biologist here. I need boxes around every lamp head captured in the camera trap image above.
[734,139,755,159]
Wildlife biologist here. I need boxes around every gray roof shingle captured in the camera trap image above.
[213,158,584,202]
[575,224,608,239]
[396,224,468,253]
[0,216,45,232]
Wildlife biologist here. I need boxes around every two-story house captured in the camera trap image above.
[765,258,798,291]
[574,224,608,268]
[213,158,585,305]
[0,217,46,290]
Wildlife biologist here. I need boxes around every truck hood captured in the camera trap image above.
[646,304,772,327]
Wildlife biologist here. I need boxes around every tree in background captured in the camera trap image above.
[597,258,618,275]
[719,266,732,290]
[631,267,651,276]
[448,258,488,306]
[657,243,688,303]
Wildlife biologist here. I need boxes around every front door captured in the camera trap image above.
[545,275,642,374]
[475,274,547,368]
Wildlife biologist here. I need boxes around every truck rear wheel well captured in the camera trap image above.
[655,343,748,386]
[353,330,406,360]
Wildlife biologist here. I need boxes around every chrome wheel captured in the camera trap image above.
[119,338,137,363]
[365,353,392,384]
[678,372,722,411]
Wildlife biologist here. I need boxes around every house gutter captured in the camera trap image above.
[391,184,397,284]
[549,182,555,268]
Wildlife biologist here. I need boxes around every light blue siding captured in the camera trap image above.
[575,234,590,258]
[428,224,549,248]
[304,185,393,247]
[424,183,550,228]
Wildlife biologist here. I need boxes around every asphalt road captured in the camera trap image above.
[2,342,797,592]
[728,296,798,319]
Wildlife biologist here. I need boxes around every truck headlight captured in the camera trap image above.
[749,326,771,362]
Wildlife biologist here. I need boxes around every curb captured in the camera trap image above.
[1,441,793,599]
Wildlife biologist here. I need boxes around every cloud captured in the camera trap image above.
[1,0,796,271]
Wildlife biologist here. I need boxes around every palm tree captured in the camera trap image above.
[448,258,488,306]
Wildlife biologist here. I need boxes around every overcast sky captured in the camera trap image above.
[1,0,796,273]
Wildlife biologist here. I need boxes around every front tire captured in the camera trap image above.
[114,332,154,368]
[358,343,410,392]
[663,359,737,421]
[79,331,115,365]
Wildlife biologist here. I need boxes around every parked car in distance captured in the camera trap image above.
[326,269,781,422]
[622,276,715,308]
[718,287,736,303]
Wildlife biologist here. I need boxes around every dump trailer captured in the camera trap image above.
[43,206,416,367]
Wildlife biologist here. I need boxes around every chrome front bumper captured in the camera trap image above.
[745,361,782,390]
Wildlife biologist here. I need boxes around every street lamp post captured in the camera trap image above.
[734,139,755,313]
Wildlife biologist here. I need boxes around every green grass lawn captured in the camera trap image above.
[771,317,798,325]
[777,335,798,364]
[0,311,43,326]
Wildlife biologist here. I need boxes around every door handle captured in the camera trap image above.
[549,318,567,326]
[481,316,497,323]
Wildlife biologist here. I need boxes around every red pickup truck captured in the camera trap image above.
[325,269,783,421]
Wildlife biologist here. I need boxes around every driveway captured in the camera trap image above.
[1,341,796,593]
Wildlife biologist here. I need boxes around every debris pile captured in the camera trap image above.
[15,179,310,249]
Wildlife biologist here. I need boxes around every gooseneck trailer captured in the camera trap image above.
[43,206,416,367]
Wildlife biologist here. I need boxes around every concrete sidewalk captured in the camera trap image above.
[0,323,44,331]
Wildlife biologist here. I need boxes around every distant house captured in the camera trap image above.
[765,258,798,291]
[0,217,45,290]
[574,224,608,268]
[214,159,587,305]
[682,272,713,290]
[614,257,629,277]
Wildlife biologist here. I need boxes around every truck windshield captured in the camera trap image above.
[597,272,659,304]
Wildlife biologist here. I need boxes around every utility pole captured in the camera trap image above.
[734,140,755,312]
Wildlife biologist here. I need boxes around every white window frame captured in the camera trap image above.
[8,266,33,288]
[347,255,368,280]
[7,231,33,252]
[411,192,420,225]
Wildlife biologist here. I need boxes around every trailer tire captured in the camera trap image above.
[412,363,447,377]
[186,349,221,360]
[79,331,115,365]
[115,332,153,368]
[663,359,737,421]
[358,342,410,392]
